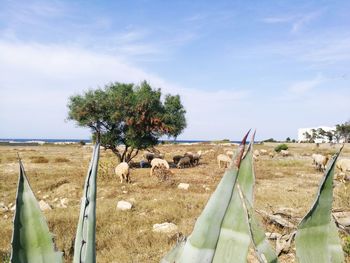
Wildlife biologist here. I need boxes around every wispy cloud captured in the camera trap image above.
[0,41,249,139]
[288,74,325,94]
[263,10,323,33]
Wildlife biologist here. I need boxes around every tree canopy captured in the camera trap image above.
[67,81,186,162]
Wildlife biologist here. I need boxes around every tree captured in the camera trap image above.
[335,121,350,143]
[67,81,187,162]
[286,137,291,142]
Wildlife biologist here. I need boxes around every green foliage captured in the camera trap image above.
[162,131,278,263]
[11,159,62,263]
[68,81,186,162]
[274,143,288,152]
[74,143,100,263]
[295,147,344,263]
[286,137,291,142]
[335,121,350,142]
[343,236,350,255]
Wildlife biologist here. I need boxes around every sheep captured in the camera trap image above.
[184,152,195,166]
[115,162,130,183]
[144,152,164,163]
[312,154,329,171]
[173,155,183,165]
[217,154,231,168]
[336,159,350,172]
[150,158,170,176]
[281,150,289,157]
[177,156,192,168]
[192,153,201,166]
[260,149,268,155]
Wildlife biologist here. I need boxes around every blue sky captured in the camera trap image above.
[0,0,349,140]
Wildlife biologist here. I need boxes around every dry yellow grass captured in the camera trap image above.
[0,142,349,262]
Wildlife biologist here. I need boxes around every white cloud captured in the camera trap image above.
[263,10,323,33]
[288,75,325,94]
[0,41,249,140]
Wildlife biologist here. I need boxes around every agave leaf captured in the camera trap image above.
[212,132,256,263]
[241,190,278,263]
[160,239,186,263]
[73,143,100,263]
[166,131,249,263]
[11,159,62,263]
[295,147,344,263]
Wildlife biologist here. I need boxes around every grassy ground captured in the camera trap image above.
[0,142,349,262]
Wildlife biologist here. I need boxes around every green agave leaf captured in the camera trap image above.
[295,146,344,263]
[11,159,62,263]
[212,132,256,263]
[73,143,100,263]
[242,191,278,263]
[164,131,250,263]
[160,239,186,263]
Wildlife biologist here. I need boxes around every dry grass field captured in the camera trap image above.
[0,142,350,262]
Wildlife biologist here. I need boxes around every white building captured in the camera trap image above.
[298,126,336,143]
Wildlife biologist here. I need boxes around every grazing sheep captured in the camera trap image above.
[144,152,164,163]
[312,154,329,171]
[260,149,268,155]
[115,162,130,183]
[184,152,195,165]
[336,159,350,172]
[150,158,170,176]
[281,150,290,157]
[177,156,192,168]
[268,152,274,158]
[173,155,183,165]
[192,154,201,165]
[217,154,231,168]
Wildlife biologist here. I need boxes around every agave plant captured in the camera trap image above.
[10,143,100,263]
[162,132,345,263]
[162,131,278,263]
[11,158,63,263]
[295,145,344,263]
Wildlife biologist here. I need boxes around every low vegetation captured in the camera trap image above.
[0,141,349,262]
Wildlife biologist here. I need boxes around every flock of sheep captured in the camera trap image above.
[114,146,350,184]
[114,150,203,183]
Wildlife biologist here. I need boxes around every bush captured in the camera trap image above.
[274,144,288,152]
[343,235,350,255]
[263,138,276,143]
[79,140,86,146]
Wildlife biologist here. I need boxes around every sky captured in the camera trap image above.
[0,0,349,141]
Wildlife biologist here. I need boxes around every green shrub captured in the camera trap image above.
[274,143,288,152]
[344,235,350,255]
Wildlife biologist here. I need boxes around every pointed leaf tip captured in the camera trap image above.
[235,130,251,168]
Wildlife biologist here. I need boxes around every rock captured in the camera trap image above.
[39,200,52,211]
[0,202,8,212]
[53,198,59,202]
[43,195,49,199]
[152,222,178,234]
[60,198,68,208]
[122,191,128,194]
[3,214,8,219]
[117,200,132,211]
[178,183,190,190]
[10,205,16,211]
